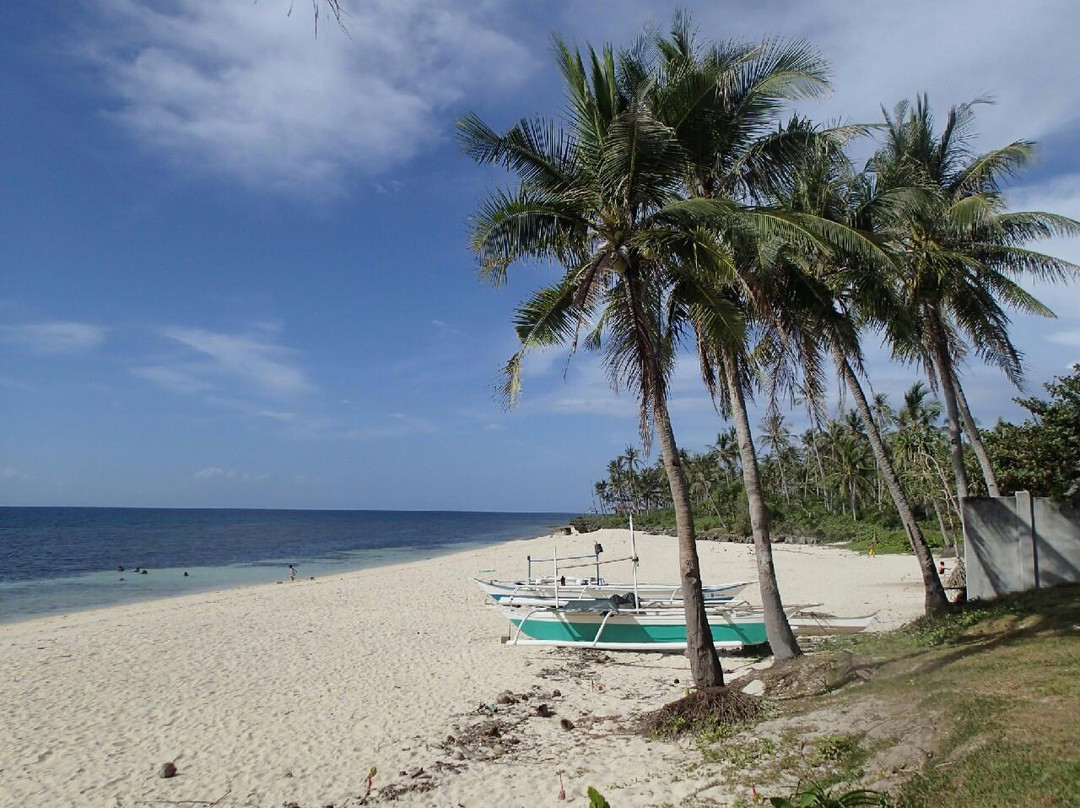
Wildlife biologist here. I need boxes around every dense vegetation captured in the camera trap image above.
[586,367,1080,552]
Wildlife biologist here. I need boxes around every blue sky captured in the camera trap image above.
[2,0,1079,512]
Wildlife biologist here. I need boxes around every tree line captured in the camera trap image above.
[592,367,1080,547]
[461,13,1080,689]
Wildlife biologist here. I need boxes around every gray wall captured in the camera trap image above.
[963,492,1080,600]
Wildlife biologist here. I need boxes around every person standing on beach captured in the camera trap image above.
[289,564,296,582]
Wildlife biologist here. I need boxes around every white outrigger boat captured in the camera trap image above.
[473,576,750,607]
[475,514,748,607]
[482,516,874,652]
[787,611,876,636]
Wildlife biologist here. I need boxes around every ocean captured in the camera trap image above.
[0,507,575,624]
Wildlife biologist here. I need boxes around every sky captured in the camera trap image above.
[2,0,1079,512]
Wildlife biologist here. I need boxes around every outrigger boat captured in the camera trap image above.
[475,514,748,607]
[787,611,876,636]
[482,516,873,651]
[495,600,772,651]
[494,600,874,651]
[473,577,750,607]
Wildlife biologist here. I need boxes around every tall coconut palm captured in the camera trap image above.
[763,121,951,612]
[459,35,745,687]
[636,18,884,660]
[622,445,642,511]
[710,428,740,483]
[761,412,794,502]
[869,96,1080,502]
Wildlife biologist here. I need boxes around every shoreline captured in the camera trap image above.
[0,535,546,628]
[0,529,925,807]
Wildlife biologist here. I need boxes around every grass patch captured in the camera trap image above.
[689,585,1080,807]
[836,585,1079,806]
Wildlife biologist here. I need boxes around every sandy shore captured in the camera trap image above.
[0,530,927,807]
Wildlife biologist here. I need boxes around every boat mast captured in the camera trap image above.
[553,546,560,606]
[629,513,639,606]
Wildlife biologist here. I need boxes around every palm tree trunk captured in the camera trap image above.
[931,328,969,501]
[954,380,1000,497]
[651,387,725,688]
[720,351,800,659]
[932,498,952,551]
[838,352,948,614]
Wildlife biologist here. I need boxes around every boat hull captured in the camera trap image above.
[496,604,769,651]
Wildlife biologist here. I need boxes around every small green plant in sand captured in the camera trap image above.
[705,735,777,769]
[769,784,891,807]
[586,786,611,808]
[809,735,860,767]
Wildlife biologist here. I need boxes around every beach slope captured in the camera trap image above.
[0,529,924,807]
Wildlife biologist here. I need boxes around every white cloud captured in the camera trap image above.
[131,365,214,394]
[1048,330,1080,347]
[567,1,1080,151]
[0,322,106,354]
[163,327,314,396]
[0,466,35,481]
[337,412,438,440]
[81,0,533,190]
[1007,174,1080,317]
[193,466,269,482]
[256,409,298,422]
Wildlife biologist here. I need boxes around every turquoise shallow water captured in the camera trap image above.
[0,508,574,623]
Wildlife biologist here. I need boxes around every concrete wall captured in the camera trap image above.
[963,492,1080,600]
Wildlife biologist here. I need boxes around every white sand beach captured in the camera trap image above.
[0,530,927,808]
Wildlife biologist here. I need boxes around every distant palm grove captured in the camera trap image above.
[461,13,1080,687]
[588,369,1080,552]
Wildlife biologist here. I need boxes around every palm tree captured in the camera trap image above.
[687,454,720,519]
[899,382,940,428]
[761,412,794,502]
[765,122,951,612]
[622,445,642,512]
[593,480,611,514]
[639,21,859,659]
[459,33,741,688]
[869,96,1080,502]
[828,432,874,520]
[710,428,740,483]
[871,393,895,435]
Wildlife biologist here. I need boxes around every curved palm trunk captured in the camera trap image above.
[954,380,1000,497]
[720,351,800,659]
[931,328,970,502]
[932,499,953,551]
[837,352,949,614]
[652,391,725,688]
